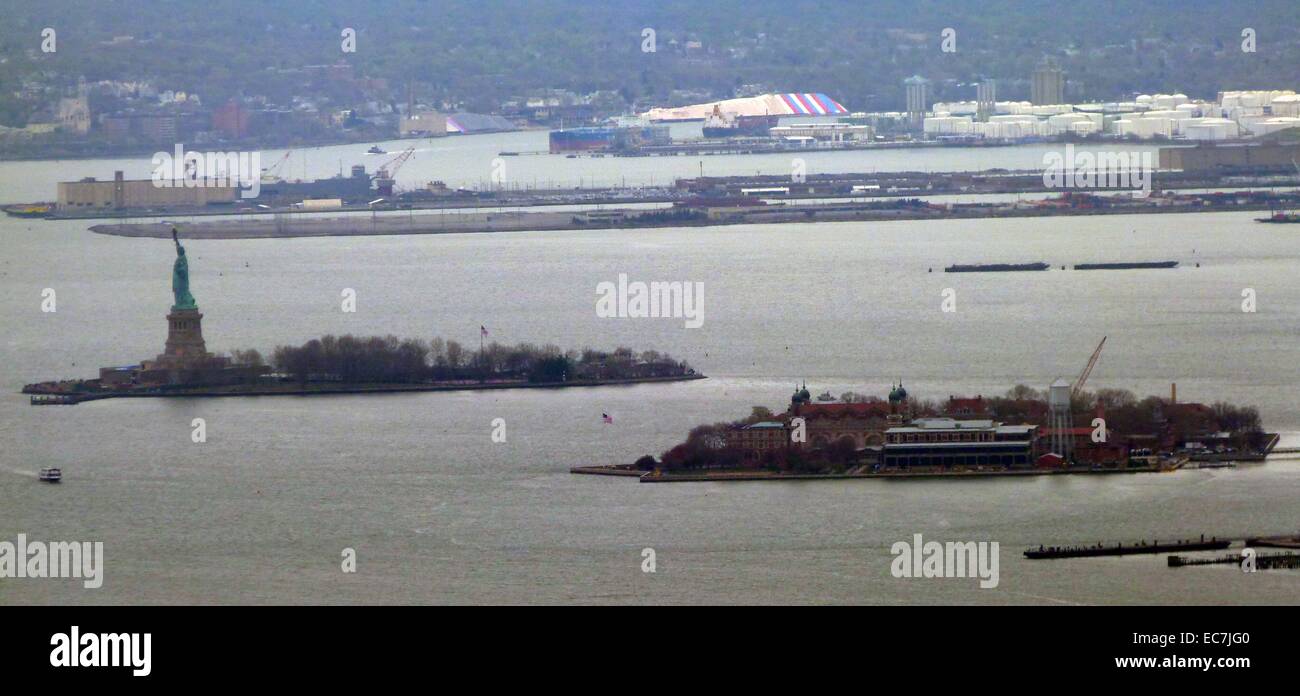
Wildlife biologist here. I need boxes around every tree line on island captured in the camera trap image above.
[638,384,1266,474]
[230,334,692,384]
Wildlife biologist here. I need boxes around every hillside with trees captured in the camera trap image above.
[3,0,1298,129]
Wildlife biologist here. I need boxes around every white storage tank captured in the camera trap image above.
[1251,117,1300,137]
[1182,118,1238,141]
[1271,95,1300,118]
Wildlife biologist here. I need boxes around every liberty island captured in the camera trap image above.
[20,232,701,403]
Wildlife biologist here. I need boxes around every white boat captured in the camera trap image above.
[38,467,62,483]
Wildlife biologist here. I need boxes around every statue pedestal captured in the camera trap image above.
[157,308,210,366]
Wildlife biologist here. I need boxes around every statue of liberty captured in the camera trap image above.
[171,227,197,310]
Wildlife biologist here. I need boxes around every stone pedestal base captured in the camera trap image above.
[157,308,210,365]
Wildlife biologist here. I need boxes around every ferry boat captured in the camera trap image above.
[3,203,52,218]
[38,467,62,483]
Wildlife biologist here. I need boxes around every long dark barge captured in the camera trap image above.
[1073,261,1178,270]
[945,262,1050,273]
[1024,538,1230,559]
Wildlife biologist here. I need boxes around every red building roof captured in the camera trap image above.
[944,395,990,416]
[794,401,893,419]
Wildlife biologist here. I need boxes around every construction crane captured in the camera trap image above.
[372,147,415,196]
[1072,336,1106,397]
[261,150,293,183]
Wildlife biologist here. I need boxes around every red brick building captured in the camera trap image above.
[212,99,250,139]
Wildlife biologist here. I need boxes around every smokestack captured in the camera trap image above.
[1171,382,1177,404]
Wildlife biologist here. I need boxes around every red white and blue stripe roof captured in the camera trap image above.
[778,93,848,115]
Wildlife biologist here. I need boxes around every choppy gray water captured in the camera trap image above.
[1,142,1297,604]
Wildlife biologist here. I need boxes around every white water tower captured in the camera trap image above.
[1048,378,1073,461]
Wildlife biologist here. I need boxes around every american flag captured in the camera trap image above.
[480,325,489,337]
[601,413,613,424]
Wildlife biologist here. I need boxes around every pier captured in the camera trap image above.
[29,393,105,405]
[1027,530,1300,560]
[1024,536,1230,559]
[1168,552,1300,569]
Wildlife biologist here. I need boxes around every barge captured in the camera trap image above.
[945,262,1050,273]
[1073,261,1178,270]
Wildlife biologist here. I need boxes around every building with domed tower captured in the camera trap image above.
[784,382,902,451]
[886,381,914,425]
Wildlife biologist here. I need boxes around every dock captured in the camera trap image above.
[1024,537,1230,559]
[29,393,107,405]
[1245,535,1300,550]
[1168,552,1300,569]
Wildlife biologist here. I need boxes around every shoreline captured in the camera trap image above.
[571,463,1172,482]
[25,373,705,404]
[573,433,1281,483]
[0,131,1138,165]
[0,129,548,164]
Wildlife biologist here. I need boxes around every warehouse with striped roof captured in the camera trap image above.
[641,93,848,122]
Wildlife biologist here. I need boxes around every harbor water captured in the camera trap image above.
[1,139,1297,604]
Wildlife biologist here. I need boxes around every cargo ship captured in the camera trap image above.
[701,105,779,138]
[548,125,671,154]
[945,262,1050,272]
[549,127,621,153]
[1073,261,1178,270]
